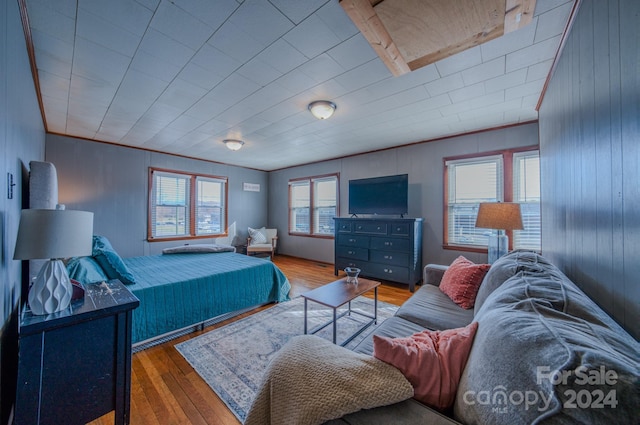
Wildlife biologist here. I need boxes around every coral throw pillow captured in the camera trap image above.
[373,322,479,411]
[439,256,490,309]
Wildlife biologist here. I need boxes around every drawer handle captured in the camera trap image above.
[377,226,381,230]
[349,238,356,242]
[384,255,392,259]
[384,268,393,274]
[384,241,393,246]
[348,250,355,255]
[357,226,362,230]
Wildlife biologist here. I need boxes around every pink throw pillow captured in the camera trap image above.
[373,322,479,411]
[439,256,490,309]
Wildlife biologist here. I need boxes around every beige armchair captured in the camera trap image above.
[247,227,278,259]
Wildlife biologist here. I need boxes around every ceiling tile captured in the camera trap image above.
[236,57,283,87]
[448,82,487,103]
[150,1,215,50]
[255,39,308,74]
[269,0,328,24]
[505,35,562,72]
[72,37,131,85]
[461,57,505,86]
[327,34,377,70]
[229,0,294,47]
[138,28,196,67]
[208,21,264,63]
[534,2,574,43]
[76,8,141,57]
[130,50,182,82]
[480,18,537,62]
[171,0,238,29]
[435,46,482,77]
[484,69,528,93]
[79,0,153,37]
[283,14,342,59]
[424,73,464,97]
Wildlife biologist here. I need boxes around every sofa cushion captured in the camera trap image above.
[324,398,462,425]
[439,256,490,309]
[395,284,474,331]
[454,256,640,424]
[373,322,478,411]
[352,316,427,355]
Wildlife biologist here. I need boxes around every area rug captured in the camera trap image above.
[175,296,398,422]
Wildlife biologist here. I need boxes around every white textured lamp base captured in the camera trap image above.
[28,259,73,315]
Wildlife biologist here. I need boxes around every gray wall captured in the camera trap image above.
[539,0,639,339]
[46,134,269,257]
[269,122,539,266]
[1,0,46,422]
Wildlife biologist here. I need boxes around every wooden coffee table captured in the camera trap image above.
[301,277,380,346]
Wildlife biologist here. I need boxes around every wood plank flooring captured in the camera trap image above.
[89,255,415,425]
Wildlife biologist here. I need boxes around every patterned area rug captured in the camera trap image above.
[175,295,398,422]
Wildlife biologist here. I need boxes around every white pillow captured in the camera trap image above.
[248,227,268,245]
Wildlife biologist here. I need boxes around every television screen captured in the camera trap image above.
[348,174,408,216]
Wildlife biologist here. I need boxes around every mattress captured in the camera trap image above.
[123,252,291,343]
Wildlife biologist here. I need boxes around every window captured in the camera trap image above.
[149,168,227,240]
[513,151,541,250]
[289,174,338,237]
[444,148,540,252]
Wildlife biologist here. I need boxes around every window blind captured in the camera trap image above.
[446,155,503,246]
[151,171,190,238]
[312,176,337,235]
[513,151,541,250]
[195,176,227,236]
[289,180,310,233]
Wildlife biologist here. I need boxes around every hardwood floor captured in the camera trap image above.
[89,255,415,425]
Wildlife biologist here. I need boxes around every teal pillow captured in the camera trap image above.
[92,235,136,285]
[67,256,108,284]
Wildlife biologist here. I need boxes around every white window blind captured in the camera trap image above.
[313,176,337,235]
[446,155,503,246]
[151,171,190,238]
[195,176,227,236]
[513,151,541,250]
[289,180,310,233]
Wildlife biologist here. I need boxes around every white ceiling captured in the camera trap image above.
[25,0,574,171]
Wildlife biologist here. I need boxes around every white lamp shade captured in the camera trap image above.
[14,209,94,260]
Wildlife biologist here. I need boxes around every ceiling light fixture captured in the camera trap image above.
[308,100,336,120]
[223,139,244,151]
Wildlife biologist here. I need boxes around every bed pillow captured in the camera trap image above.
[67,256,108,284]
[373,322,478,411]
[248,227,268,245]
[439,256,490,309]
[162,244,236,254]
[92,235,136,285]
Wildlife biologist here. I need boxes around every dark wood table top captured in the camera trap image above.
[301,277,380,308]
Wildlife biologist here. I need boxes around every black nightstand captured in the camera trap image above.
[15,279,139,425]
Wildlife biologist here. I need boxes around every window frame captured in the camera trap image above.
[288,173,339,239]
[443,146,540,253]
[148,167,228,242]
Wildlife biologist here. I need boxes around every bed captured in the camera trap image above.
[29,160,291,349]
[124,251,290,346]
[65,236,292,350]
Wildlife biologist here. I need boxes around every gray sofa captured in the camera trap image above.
[328,250,639,424]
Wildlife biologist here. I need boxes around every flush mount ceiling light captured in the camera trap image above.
[223,139,244,151]
[308,100,336,120]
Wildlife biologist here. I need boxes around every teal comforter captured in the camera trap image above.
[123,252,291,344]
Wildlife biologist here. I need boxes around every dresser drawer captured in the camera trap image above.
[353,221,388,235]
[336,221,352,233]
[390,222,410,236]
[336,246,368,261]
[337,234,370,248]
[368,263,409,282]
[369,250,409,267]
[370,237,412,252]
[335,258,367,272]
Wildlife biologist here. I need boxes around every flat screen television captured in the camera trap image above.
[348,174,408,216]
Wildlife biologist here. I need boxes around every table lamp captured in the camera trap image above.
[14,209,94,315]
[475,202,523,264]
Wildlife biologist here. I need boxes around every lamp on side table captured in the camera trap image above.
[14,208,93,315]
[475,202,523,264]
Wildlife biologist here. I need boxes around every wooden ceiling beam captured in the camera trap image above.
[341,0,537,77]
[340,0,411,76]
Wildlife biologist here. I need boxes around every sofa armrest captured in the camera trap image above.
[423,264,449,287]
